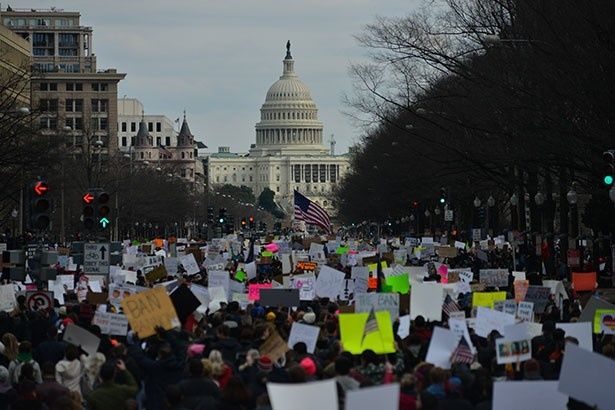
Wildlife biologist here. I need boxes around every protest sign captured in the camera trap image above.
[579,296,615,323]
[479,269,508,287]
[121,287,180,338]
[448,318,475,353]
[496,338,531,364]
[0,284,17,312]
[437,246,458,259]
[346,383,400,410]
[248,283,272,301]
[63,324,100,356]
[351,266,369,295]
[288,274,316,300]
[572,272,597,291]
[457,270,473,283]
[593,309,615,334]
[474,307,516,338]
[425,326,459,369]
[503,322,542,341]
[514,280,529,303]
[472,291,506,309]
[259,331,289,363]
[339,311,395,355]
[384,274,409,294]
[524,286,550,313]
[208,271,230,297]
[170,285,201,324]
[287,322,320,353]
[208,286,227,311]
[397,315,410,339]
[355,293,399,321]
[512,271,526,281]
[145,265,167,282]
[556,322,592,350]
[410,282,443,322]
[92,312,129,336]
[493,381,567,410]
[260,289,300,307]
[449,311,466,321]
[267,379,338,410]
[558,343,615,410]
[517,301,534,322]
[315,266,345,300]
[179,253,200,275]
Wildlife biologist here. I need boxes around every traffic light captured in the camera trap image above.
[603,150,614,186]
[439,188,447,204]
[97,191,110,229]
[241,218,247,228]
[218,207,227,224]
[30,180,51,230]
[248,215,255,229]
[82,191,95,230]
[411,200,420,209]
[207,206,214,223]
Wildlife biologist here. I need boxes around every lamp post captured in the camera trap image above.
[510,192,519,230]
[535,191,545,233]
[487,195,495,234]
[566,184,578,239]
[60,125,72,245]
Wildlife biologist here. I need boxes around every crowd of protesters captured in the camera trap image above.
[0,235,612,410]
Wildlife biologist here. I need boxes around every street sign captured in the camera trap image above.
[444,210,454,222]
[84,243,110,275]
[472,228,482,241]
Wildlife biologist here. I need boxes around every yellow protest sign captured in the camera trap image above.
[472,291,506,308]
[367,261,388,274]
[339,311,395,355]
[121,287,180,338]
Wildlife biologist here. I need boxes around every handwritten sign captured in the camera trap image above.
[524,286,550,314]
[355,293,400,321]
[248,283,272,301]
[121,287,180,338]
[92,312,129,336]
[479,269,509,287]
[517,301,534,322]
[287,323,320,353]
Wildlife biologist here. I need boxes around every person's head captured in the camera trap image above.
[18,341,32,355]
[299,357,317,377]
[542,320,556,337]
[287,364,307,383]
[99,361,117,382]
[65,344,79,361]
[18,362,35,383]
[417,391,439,410]
[400,373,415,390]
[428,367,447,385]
[188,358,204,377]
[334,356,353,376]
[216,324,230,339]
[257,356,273,373]
[157,342,172,360]
[201,359,213,378]
[293,342,307,356]
[165,385,183,407]
[414,316,426,328]
[1,333,18,361]
[208,349,223,364]
[361,349,379,365]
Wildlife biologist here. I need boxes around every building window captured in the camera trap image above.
[312,165,318,183]
[65,99,83,112]
[276,174,280,182]
[216,176,220,183]
[330,165,337,183]
[140,152,144,159]
[65,117,83,130]
[294,165,300,183]
[305,165,311,182]
[65,83,83,91]
[249,176,253,182]
[156,122,161,132]
[39,83,57,91]
[91,83,108,92]
[131,122,136,132]
[121,137,127,146]
[155,137,161,146]
[276,186,280,192]
[148,122,153,132]
[224,176,227,182]
[121,122,127,132]
[38,99,58,112]
[39,117,57,130]
[320,164,326,182]
[242,176,245,182]
[131,137,135,146]
[92,117,108,131]
[91,99,108,113]
[166,137,171,146]
[181,152,185,159]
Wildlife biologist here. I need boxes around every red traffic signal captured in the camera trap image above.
[82,192,94,204]
[411,200,420,209]
[34,181,49,196]
[249,216,254,223]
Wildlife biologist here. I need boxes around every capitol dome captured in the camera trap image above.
[253,41,327,156]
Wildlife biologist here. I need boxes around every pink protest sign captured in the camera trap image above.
[248,283,272,301]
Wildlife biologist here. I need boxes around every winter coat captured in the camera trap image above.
[55,358,83,396]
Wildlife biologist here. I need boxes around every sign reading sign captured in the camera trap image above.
[83,243,110,275]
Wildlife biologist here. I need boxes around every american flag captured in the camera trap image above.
[293,190,331,233]
[362,307,379,344]
[158,144,173,159]
[450,337,474,365]
[442,294,461,317]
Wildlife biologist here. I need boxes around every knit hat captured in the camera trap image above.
[266,312,276,322]
[300,357,317,376]
[258,355,273,373]
[187,344,205,358]
[303,311,316,324]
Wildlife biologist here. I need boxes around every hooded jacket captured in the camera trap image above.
[55,358,83,396]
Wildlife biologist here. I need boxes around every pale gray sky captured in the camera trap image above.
[26,0,416,152]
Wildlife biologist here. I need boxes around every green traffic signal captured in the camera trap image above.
[604,175,614,186]
[99,217,110,228]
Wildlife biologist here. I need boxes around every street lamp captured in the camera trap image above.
[566,186,577,205]
[473,196,482,208]
[510,193,519,206]
[487,195,495,207]
[534,192,545,206]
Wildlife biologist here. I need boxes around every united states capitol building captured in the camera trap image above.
[206,42,351,215]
